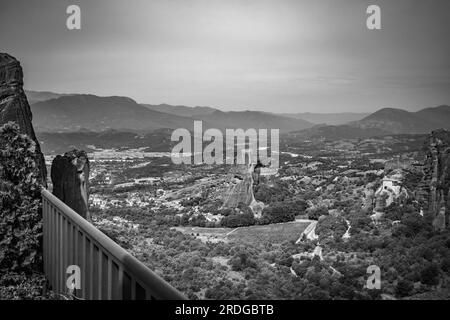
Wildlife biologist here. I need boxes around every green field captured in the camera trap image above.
[228,220,312,245]
[174,220,312,245]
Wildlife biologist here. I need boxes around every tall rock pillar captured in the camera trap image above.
[421,129,450,230]
[0,53,47,187]
[51,150,90,220]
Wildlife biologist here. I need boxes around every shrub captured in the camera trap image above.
[393,211,430,238]
[260,202,296,224]
[396,279,414,297]
[316,215,348,242]
[229,251,257,271]
[0,123,43,272]
[420,263,440,286]
[254,181,293,203]
[441,256,450,274]
[221,211,255,228]
[307,206,329,220]
[0,272,56,300]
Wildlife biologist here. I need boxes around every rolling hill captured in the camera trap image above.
[353,105,450,134]
[193,110,313,133]
[27,90,449,138]
[25,90,69,105]
[31,94,314,133]
[280,112,369,125]
[31,95,206,133]
[285,124,388,141]
[142,103,218,118]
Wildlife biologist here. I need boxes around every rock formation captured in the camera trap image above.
[0,53,47,186]
[374,169,408,209]
[420,129,450,230]
[51,150,90,220]
[222,163,265,218]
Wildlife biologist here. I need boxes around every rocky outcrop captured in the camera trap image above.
[421,129,450,230]
[374,169,409,211]
[51,150,90,220]
[222,164,265,218]
[0,53,47,186]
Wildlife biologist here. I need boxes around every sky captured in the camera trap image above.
[1,0,449,113]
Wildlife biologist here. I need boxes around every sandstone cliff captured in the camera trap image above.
[421,129,450,230]
[0,53,47,186]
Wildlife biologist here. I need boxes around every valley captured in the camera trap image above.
[65,131,450,300]
[25,90,450,300]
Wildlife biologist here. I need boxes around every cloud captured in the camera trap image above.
[2,0,450,112]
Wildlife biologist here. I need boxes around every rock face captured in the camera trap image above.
[51,150,90,220]
[0,53,47,186]
[421,129,450,230]
[222,164,265,218]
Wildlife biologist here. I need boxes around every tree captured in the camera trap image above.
[0,122,43,272]
[307,206,329,220]
[420,263,440,286]
[259,202,296,224]
[396,279,414,297]
[221,211,255,228]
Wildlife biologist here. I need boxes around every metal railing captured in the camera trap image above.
[42,189,186,300]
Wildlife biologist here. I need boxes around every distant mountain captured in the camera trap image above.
[25,90,69,105]
[281,112,369,125]
[142,103,218,117]
[143,104,314,132]
[354,105,450,134]
[193,110,314,133]
[286,124,388,140]
[416,105,450,129]
[144,104,313,132]
[31,93,313,133]
[31,94,203,133]
[290,105,450,140]
[28,90,447,136]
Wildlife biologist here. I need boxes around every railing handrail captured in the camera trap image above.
[41,188,187,300]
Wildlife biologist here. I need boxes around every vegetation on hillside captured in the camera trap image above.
[0,122,52,299]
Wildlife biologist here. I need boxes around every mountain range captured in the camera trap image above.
[25,90,69,105]
[30,94,313,133]
[353,106,450,134]
[26,90,450,149]
[280,112,369,125]
[31,94,203,132]
[142,103,217,117]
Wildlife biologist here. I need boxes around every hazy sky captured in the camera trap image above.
[1,0,449,113]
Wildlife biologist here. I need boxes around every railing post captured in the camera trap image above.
[41,189,187,300]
